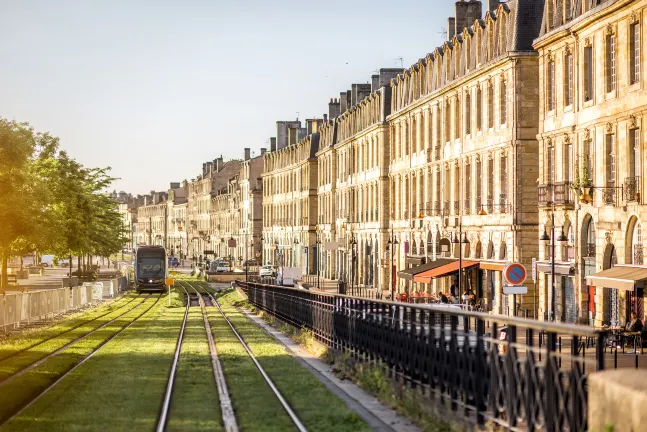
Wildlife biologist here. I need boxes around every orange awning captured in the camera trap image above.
[413,260,479,283]
[479,261,506,271]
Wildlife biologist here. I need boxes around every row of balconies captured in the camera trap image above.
[538,177,641,208]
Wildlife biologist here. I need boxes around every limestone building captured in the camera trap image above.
[386,0,543,314]
[316,69,399,291]
[262,119,320,273]
[534,0,647,325]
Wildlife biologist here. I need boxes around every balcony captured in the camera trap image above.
[494,194,510,214]
[554,183,574,205]
[464,199,472,215]
[486,197,494,214]
[600,186,618,206]
[538,184,553,206]
[625,176,641,202]
[425,202,442,217]
[453,201,460,215]
[443,200,450,215]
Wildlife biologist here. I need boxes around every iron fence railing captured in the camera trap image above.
[554,182,574,204]
[236,282,604,431]
[538,184,553,205]
[625,176,641,201]
[600,186,619,206]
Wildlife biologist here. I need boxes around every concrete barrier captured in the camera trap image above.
[588,369,647,431]
[206,273,245,283]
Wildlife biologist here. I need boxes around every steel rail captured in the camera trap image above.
[183,282,239,432]
[0,292,142,365]
[1,294,162,427]
[156,286,190,432]
[0,293,152,387]
[189,281,308,432]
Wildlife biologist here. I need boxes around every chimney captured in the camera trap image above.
[371,75,380,92]
[455,1,482,36]
[487,0,499,13]
[202,163,206,176]
[214,157,222,172]
[351,83,372,107]
[447,17,456,41]
[339,92,347,114]
[323,113,328,123]
[328,97,340,119]
[260,147,267,156]
[270,137,276,152]
[244,147,250,161]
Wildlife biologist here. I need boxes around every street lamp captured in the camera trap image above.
[350,234,357,295]
[451,229,469,302]
[540,213,568,321]
[315,233,322,289]
[387,230,399,300]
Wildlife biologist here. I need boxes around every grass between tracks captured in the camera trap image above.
[212,287,371,432]
[0,295,161,428]
[167,308,223,432]
[0,292,136,362]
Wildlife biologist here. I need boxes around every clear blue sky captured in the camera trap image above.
[0,0,455,194]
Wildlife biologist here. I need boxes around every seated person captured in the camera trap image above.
[440,292,449,303]
[626,313,644,332]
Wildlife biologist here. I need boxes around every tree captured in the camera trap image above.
[0,119,57,289]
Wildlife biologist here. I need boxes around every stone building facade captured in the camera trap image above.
[386,0,543,314]
[534,0,647,325]
[315,75,395,291]
[262,121,320,273]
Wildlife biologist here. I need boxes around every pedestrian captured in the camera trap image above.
[440,292,449,303]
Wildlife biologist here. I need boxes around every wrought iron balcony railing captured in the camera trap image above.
[486,197,494,214]
[464,199,472,215]
[453,201,460,215]
[554,182,574,205]
[600,186,618,206]
[538,184,553,206]
[625,176,641,201]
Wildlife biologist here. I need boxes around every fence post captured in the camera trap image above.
[545,332,557,432]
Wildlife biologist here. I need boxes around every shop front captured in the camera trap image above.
[586,265,647,327]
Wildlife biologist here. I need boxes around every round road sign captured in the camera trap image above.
[504,263,527,285]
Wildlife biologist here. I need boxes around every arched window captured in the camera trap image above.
[633,221,644,265]
[427,231,433,255]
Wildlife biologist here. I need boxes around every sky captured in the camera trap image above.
[0,0,455,194]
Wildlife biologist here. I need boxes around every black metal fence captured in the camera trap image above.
[236,281,605,431]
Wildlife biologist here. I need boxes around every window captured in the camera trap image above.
[487,83,494,129]
[548,59,556,111]
[465,161,472,211]
[454,95,460,140]
[487,158,494,210]
[465,92,471,135]
[629,128,641,179]
[500,155,508,205]
[547,145,555,184]
[564,0,572,22]
[606,33,616,92]
[565,142,573,182]
[477,86,483,131]
[584,45,593,101]
[444,100,451,143]
[564,53,574,106]
[606,134,616,187]
[436,105,442,149]
[584,138,594,182]
[630,22,641,84]
[435,169,441,206]
[500,79,507,124]
[476,159,482,207]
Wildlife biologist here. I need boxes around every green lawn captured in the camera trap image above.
[0,293,137,362]
[167,308,223,432]
[213,288,370,432]
[0,295,160,427]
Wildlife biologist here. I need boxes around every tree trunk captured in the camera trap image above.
[1,255,7,290]
[69,254,73,287]
[77,256,81,273]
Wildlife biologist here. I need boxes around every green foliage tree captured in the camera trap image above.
[0,118,127,289]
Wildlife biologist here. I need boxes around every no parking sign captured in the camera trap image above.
[503,263,527,286]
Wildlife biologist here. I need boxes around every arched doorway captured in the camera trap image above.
[582,215,596,325]
[627,217,644,318]
[603,243,619,325]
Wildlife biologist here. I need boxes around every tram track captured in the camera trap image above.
[0,293,150,386]
[0,293,163,427]
[183,280,308,432]
[0,292,142,365]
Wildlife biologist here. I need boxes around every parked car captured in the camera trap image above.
[209,260,231,272]
[58,258,70,267]
[259,265,277,277]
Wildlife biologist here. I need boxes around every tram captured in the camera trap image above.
[134,245,167,292]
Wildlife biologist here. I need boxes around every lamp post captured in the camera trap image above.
[315,232,321,289]
[387,226,399,300]
[350,233,357,296]
[451,227,469,302]
[540,211,568,321]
